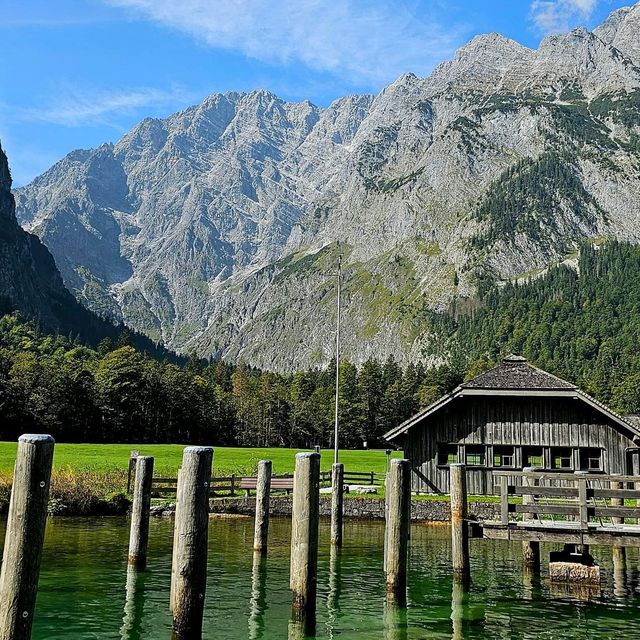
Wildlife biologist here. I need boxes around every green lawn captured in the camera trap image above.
[0,442,403,477]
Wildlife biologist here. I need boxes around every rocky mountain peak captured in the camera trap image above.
[594,2,640,66]
[12,5,640,370]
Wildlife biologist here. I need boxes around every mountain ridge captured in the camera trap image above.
[13,2,640,370]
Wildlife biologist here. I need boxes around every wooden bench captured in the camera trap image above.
[239,476,294,496]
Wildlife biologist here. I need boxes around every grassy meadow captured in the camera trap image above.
[0,442,403,477]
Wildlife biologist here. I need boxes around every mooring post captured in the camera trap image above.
[169,467,181,613]
[384,458,411,605]
[253,460,272,554]
[290,452,320,628]
[128,455,154,569]
[450,463,470,584]
[0,434,55,640]
[610,478,624,526]
[522,468,540,570]
[170,447,213,640]
[331,462,344,547]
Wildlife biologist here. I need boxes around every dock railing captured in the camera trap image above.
[495,470,640,529]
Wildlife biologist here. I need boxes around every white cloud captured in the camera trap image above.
[14,86,193,127]
[104,0,465,85]
[530,0,599,35]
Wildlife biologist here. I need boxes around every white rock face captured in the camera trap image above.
[13,2,640,370]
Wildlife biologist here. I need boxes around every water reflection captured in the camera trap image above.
[383,601,408,640]
[248,552,268,640]
[288,617,315,639]
[522,563,541,601]
[612,546,628,599]
[120,566,146,640]
[2,517,640,639]
[326,545,342,638]
[450,578,466,640]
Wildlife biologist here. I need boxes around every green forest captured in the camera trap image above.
[2,240,640,447]
[442,241,640,413]
[0,314,458,447]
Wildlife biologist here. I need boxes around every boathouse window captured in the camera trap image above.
[523,446,543,469]
[437,444,459,466]
[465,445,485,467]
[580,448,602,471]
[493,446,515,468]
[551,447,573,470]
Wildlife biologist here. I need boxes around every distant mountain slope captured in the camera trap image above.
[0,144,170,356]
[15,3,640,370]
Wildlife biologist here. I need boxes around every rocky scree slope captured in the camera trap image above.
[14,3,640,370]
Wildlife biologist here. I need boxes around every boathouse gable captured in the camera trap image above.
[384,356,640,495]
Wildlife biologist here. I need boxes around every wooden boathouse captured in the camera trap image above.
[384,355,640,495]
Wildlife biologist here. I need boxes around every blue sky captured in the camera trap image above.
[0,0,633,186]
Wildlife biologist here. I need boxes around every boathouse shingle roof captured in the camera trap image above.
[384,355,640,442]
[461,355,577,391]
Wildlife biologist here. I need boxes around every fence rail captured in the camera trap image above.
[147,468,383,497]
[320,470,384,485]
[496,470,640,529]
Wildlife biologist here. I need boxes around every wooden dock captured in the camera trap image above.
[479,470,640,547]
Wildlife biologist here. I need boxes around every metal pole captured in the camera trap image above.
[333,250,342,465]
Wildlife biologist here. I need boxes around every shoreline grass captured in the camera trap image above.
[0,442,403,477]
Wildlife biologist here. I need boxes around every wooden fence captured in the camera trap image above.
[146,469,384,498]
[495,470,640,528]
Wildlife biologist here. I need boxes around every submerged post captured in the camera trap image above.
[128,455,154,569]
[0,434,55,640]
[253,460,272,554]
[522,468,540,570]
[450,464,470,583]
[170,447,213,640]
[331,462,344,547]
[384,459,411,605]
[290,452,320,626]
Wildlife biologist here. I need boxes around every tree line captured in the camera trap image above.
[4,239,640,448]
[0,313,461,447]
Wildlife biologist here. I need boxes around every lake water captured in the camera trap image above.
[1,516,640,639]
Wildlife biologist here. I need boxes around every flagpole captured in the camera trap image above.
[333,250,342,465]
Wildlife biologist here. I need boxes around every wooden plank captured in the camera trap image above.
[500,475,509,525]
[512,504,580,516]
[593,507,640,519]
[593,488,640,500]
[578,478,588,529]
[493,471,640,483]
[512,486,578,498]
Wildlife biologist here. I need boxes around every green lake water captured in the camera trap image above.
[1,516,640,639]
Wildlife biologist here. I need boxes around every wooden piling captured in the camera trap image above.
[610,478,624,525]
[522,468,540,569]
[128,455,154,569]
[170,447,213,640]
[290,452,320,623]
[330,462,344,547]
[253,460,272,554]
[450,463,470,582]
[384,459,411,605]
[0,434,55,640]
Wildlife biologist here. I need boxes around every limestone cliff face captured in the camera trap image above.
[14,3,640,370]
[0,142,82,329]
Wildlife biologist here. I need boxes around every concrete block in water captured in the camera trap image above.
[549,562,600,585]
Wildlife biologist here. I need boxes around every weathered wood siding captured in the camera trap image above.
[403,396,637,495]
